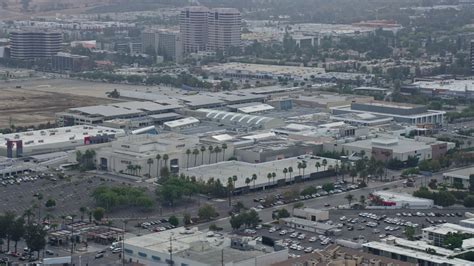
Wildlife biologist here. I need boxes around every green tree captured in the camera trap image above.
[147,158,154,177]
[464,195,474,208]
[322,159,328,171]
[168,215,179,227]
[185,149,191,169]
[93,207,105,221]
[10,217,25,253]
[404,226,415,241]
[24,223,46,259]
[345,194,354,206]
[183,213,191,226]
[322,183,335,192]
[359,195,366,206]
[444,232,463,250]
[79,206,87,221]
[275,208,290,219]
[198,204,217,221]
[45,199,56,209]
[192,148,200,167]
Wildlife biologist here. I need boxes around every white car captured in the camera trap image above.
[290,232,299,238]
[279,230,287,235]
[304,247,313,253]
[297,234,306,240]
[269,227,276,233]
[309,236,317,242]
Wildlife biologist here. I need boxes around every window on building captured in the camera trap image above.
[124,249,133,254]
[152,256,161,261]
[138,252,147,258]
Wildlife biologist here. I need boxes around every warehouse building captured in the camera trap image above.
[124,228,287,266]
[293,208,329,222]
[163,117,200,131]
[0,125,124,158]
[331,101,445,126]
[56,101,182,126]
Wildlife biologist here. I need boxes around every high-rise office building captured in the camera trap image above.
[142,30,160,53]
[158,30,183,63]
[180,6,210,54]
[208,8,242,52]
[10,30,62,60]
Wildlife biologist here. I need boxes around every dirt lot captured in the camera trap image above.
[0,86,115,128]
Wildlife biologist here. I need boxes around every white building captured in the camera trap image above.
[123,228,288,266]
[372,191,434,209]
[181,156,340,191]
[0,125,124,158]
[363,237,472,266]
[163,117,200,131]
[207,8,242,52]
[91,133,234,178]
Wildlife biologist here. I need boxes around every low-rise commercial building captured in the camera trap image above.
[56,101,182,126]
[363,237,472,266]
[194,109,285,129]
[123,228,288,266]
[202,62,325,81]
[279,217,338,235]
[331,101,445,126]
[0,125,124,158]
[326,135,454,162]
[371,191,434,209]
[293,208,329,222]
[181,156,340,191]
[422,223,474,247]
[442,167,474,189]
[52,52,89,72]
[292,94,373,109]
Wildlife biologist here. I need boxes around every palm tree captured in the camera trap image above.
[163,154,169,169]
[147,158,154,177]
[227,177,234,207]
[267,173,272,188]
[301,162,307,178]
[297,162,302,175]
[322,159,328,171]
[126,164,133,175]
[288,167,293,182]
[222,143,228,161]
[136,165,142,175]
[252,173,257,189]
[192,148,199,167]
[155,154,161,178]
[345,194,354,206]
[272,172,276,184]
[214,146,222,163]
[23,208,34,224]
[350,167,357,184]
[200,146,206,164]
[245,177,251,190]
[79,206,86,221]
[186,149,191,169]
[232,175,238,188]
[208,146,214,164]
[315,162,321,172]
[283,168,288,180]
[335,162,340,176]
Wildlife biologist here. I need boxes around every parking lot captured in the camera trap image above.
[251,208,467,259]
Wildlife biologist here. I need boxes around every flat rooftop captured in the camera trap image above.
[363,240,470,265]
[0,125,124,148]
[203,62,325,76]
[343,137,431,154]
[70,101,181,117]
[373,191,433,204]
[182,155,340,189]
[443,167,474,179]
[413,79,474,92]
